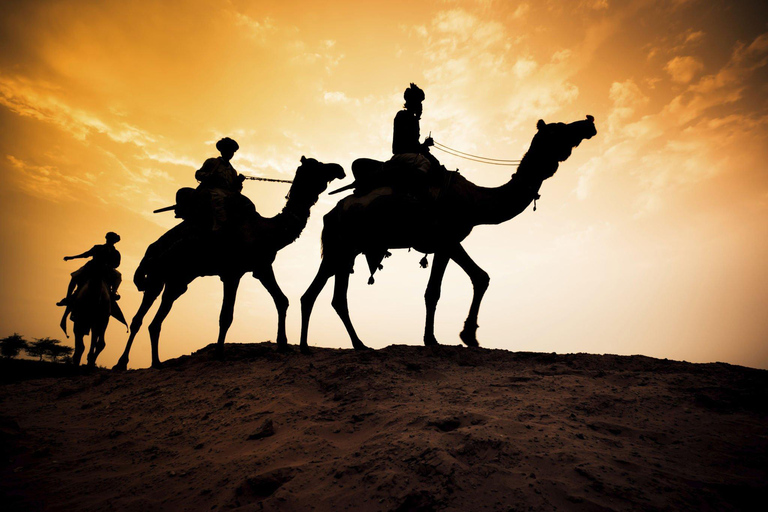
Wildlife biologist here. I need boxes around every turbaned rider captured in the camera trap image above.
[195,137,247,230]
[57,231,122,306]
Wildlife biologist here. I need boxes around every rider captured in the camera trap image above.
[391,83,441,175]
[386,83,444,195]
[57,232,122,306]
[195,137,247,230]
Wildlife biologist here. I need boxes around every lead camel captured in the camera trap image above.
[300,116,597,352]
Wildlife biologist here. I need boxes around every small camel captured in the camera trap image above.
[113,157,344,369]
[299,116,597,351]
[62,274,127,366]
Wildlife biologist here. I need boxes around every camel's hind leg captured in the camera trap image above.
[215,275,241,359]
[255,266,289,352]
[87,324,107,367]
[300,259,336,354]
[332,266,369,351]
[450,244,489,347]
[72,332,85,366]
[423,252,450,346]
[113,283,163,371]
[148,282,188,368]
[91,333,106,366]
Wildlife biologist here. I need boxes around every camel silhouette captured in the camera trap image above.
[62,274,127,366]
[113,157,344,370]
[299,116,597,352]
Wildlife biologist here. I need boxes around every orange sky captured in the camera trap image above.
[1,0,767,369]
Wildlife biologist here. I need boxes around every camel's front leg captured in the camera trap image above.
[148,283,188,368]
[300,259,335,354]
[113,283,162,370]
[255,266,289,352]
[424,252,449,346]
[332,267,369,351]
[450,244,489,347]
[216,275,241,359]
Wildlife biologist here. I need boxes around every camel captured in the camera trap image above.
[299,116,597,352]
[62,274,127,366]
[112,156,345,370]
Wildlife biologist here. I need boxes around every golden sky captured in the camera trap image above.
[1,0,767,369]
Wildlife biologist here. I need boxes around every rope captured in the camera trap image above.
[433,141,521,166]
[243,176,293,184]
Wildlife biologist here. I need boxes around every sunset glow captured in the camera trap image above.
[1,0,767,369]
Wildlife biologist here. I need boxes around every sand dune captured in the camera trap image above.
[2,343,767,511]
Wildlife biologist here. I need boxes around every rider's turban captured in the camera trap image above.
[216,137,240,154]
[404,83,425,104]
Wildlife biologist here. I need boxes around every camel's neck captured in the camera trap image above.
[467,152,550,226]
[268,186,319,250]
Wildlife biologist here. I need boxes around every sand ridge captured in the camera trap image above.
[2,343,767,511]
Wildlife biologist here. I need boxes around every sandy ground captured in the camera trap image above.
[1,343,767,511]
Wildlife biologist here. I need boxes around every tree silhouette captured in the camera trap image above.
[1,333,28,358]
[26,337,72,362]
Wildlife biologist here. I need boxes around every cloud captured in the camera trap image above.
[512,3,530,19]
[665,32,768,124]
[6,155,94,202]
[607,79,649,134]
[0,74,155,146]
[231,12,275,42]
[512,57,537,78]
[665,56,704,83]
[323,91,354,105]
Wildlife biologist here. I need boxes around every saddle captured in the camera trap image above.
[330,156,438,199]
[173,187,258,227]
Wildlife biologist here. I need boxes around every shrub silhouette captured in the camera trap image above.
[1,333,28,358]
[26,337,73,362]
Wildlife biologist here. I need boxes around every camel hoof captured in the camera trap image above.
[459,330,480,348]
[151,360,164,369]
[424,335,440,347]
[277,343,293,354]
[353,342,372,351]
[112,361,128,371]
[300,345,312,355]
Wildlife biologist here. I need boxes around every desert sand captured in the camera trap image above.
[2,343,767,511]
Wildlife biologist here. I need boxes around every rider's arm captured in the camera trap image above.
[194,158,218,183]
[64,246,96,261]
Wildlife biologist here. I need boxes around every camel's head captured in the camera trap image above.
[526,115,597,179]
[287,156,346,206]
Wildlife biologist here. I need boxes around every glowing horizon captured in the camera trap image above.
[1,0,767,369]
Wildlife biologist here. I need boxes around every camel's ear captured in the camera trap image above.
[586,115,594,122]
[300,156,306,163]
[537,119,546,130]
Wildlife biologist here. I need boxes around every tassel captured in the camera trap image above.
[368,276,375,285]
[419,256,429,269]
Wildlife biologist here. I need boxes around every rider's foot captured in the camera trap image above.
[112,293,121,301]
[56,297,68,306]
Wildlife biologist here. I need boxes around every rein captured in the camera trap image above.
[243,176,293,184]
[433,141,521,167]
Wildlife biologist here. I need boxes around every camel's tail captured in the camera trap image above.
[60,309,70,338]
[319,205,344,260]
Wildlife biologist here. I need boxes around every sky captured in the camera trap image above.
[1,0,767,369]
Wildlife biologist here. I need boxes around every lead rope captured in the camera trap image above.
[432,141,521,166]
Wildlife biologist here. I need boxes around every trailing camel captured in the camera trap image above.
[113,156,344,369]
